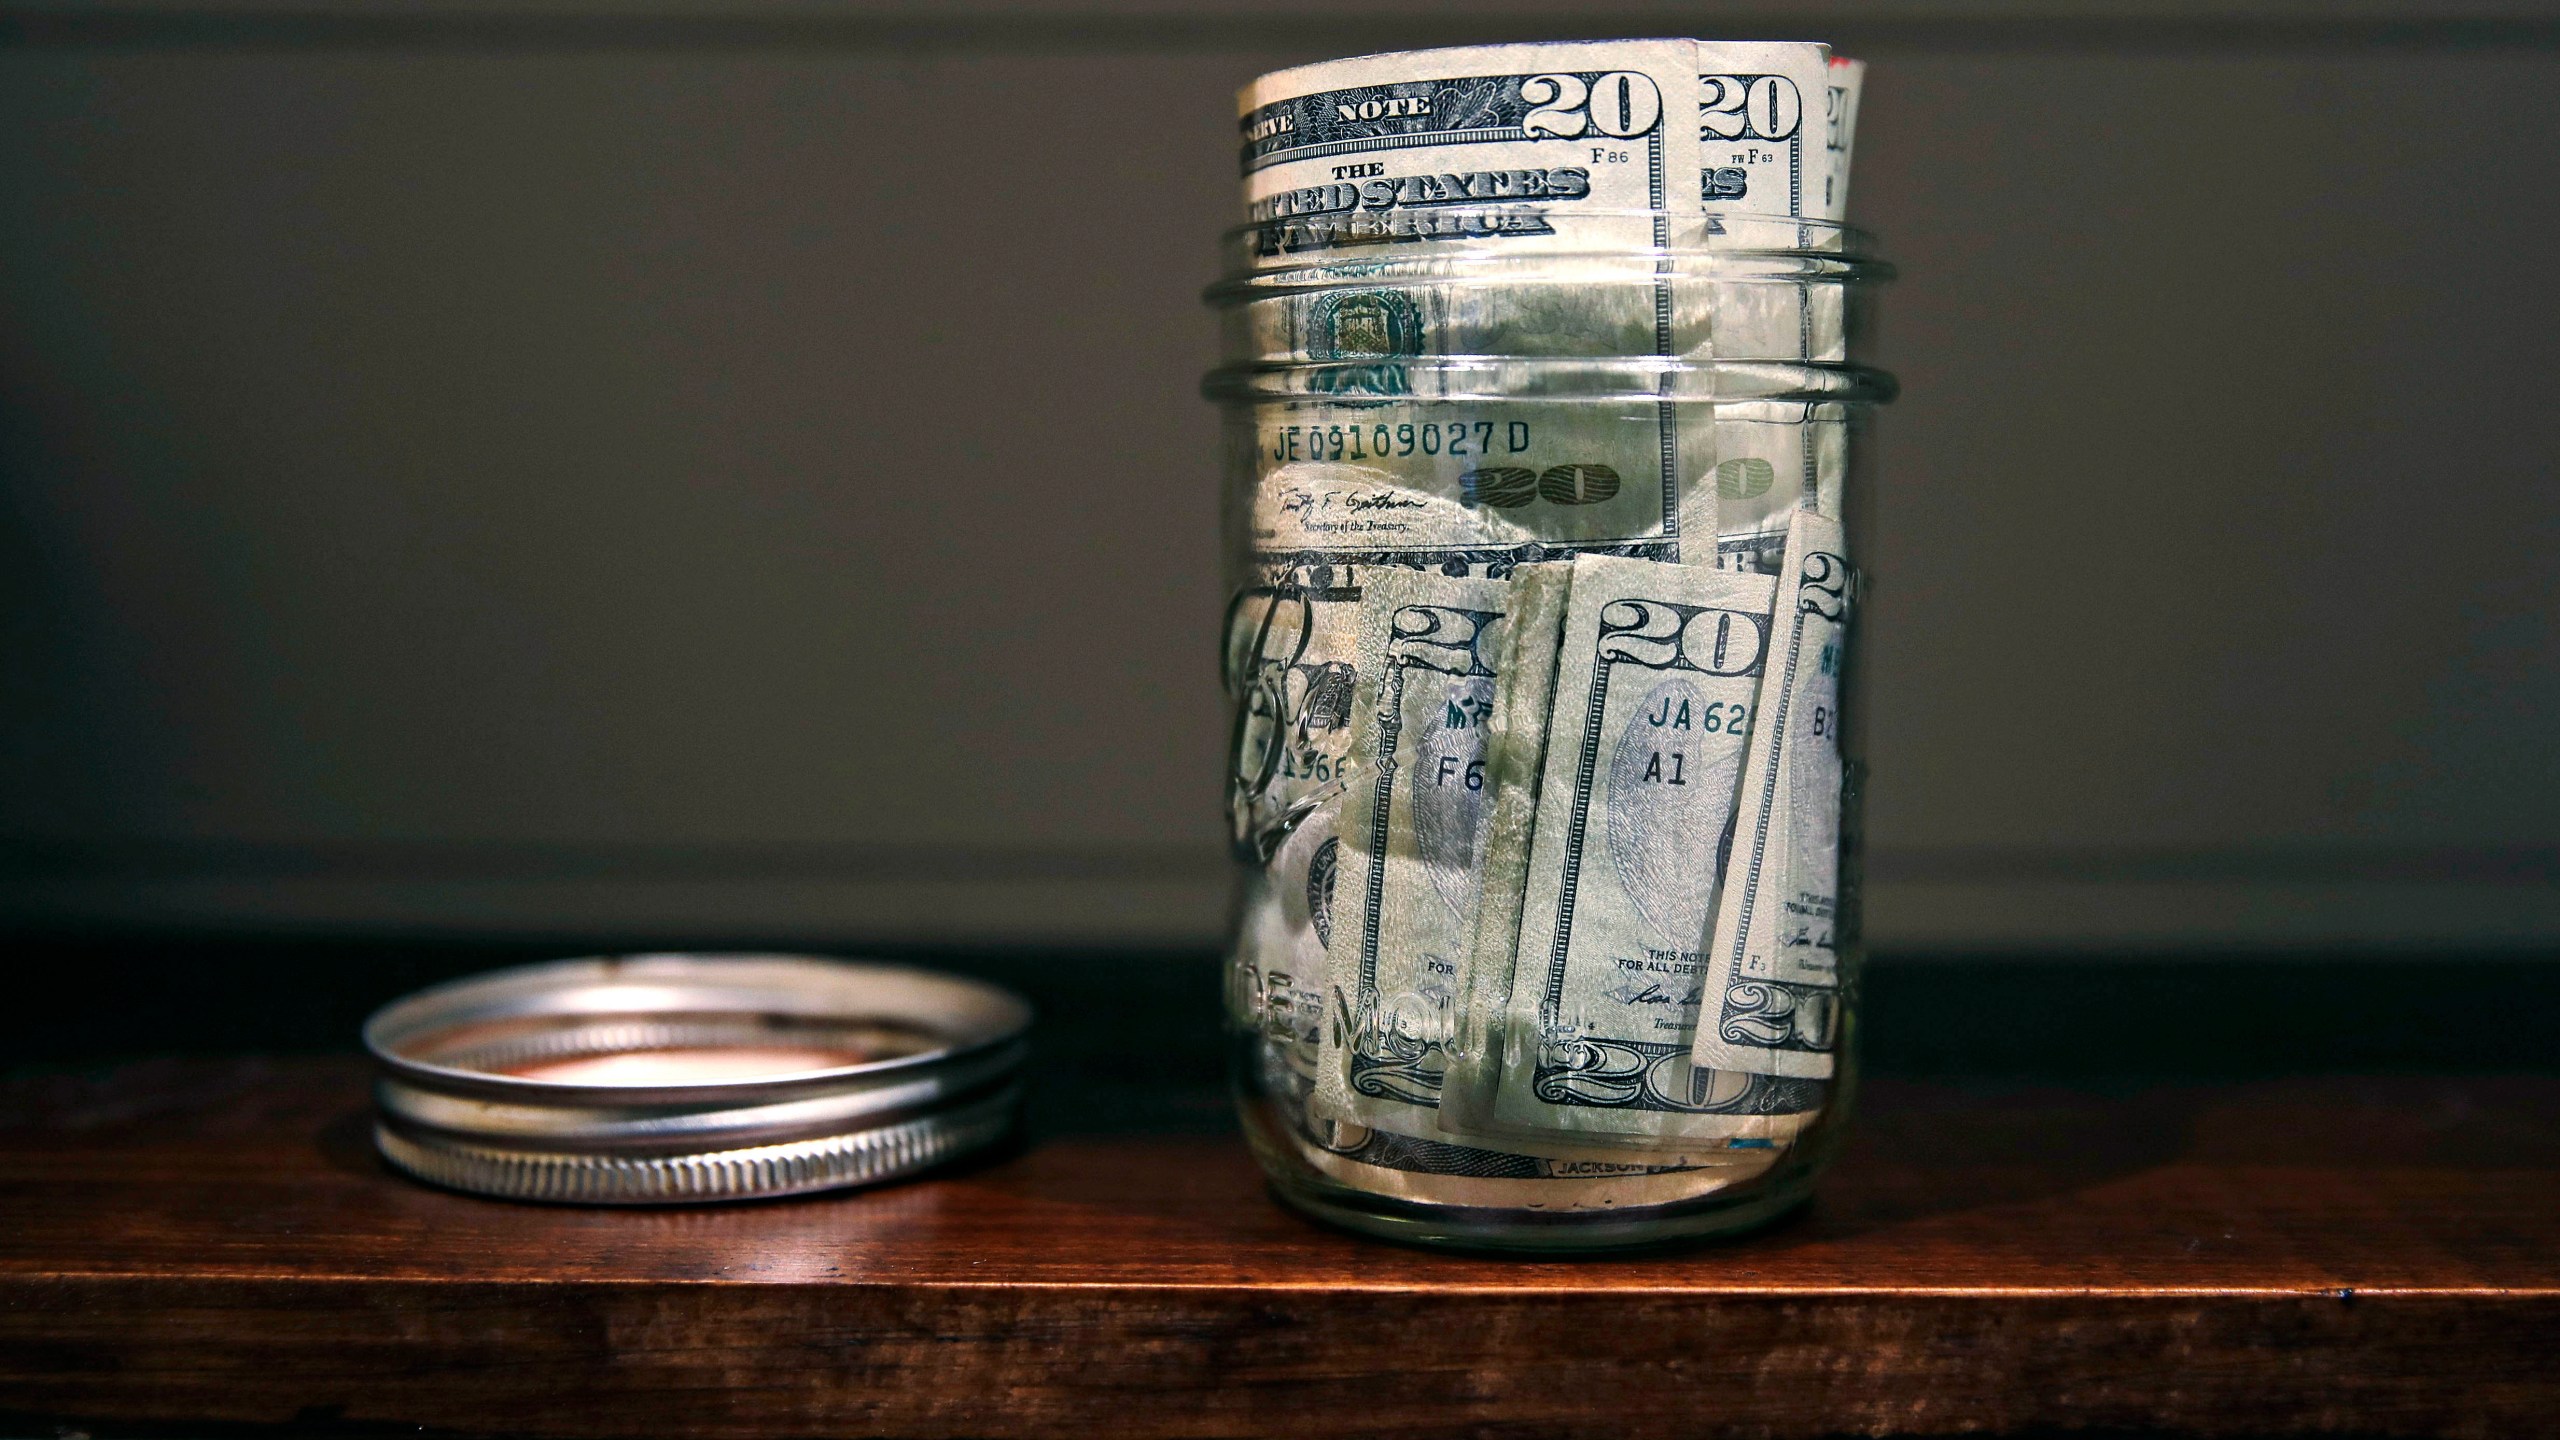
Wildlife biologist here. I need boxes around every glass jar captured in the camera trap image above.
[1206,213,1894,1251]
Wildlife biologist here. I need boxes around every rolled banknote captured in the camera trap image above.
[1444,555,1823,1154]
[1695,44,1863,363]
[1822,56,1867,225]
[1223,573,1356,1056]
[1245,410,1712,561]
[1714,399,1850,573]
[1241,39,1842,245]
[1230,38,1852,608]
[1314,568,1512,1136]
[1692,508,1852,1079]
[1223,570,1361,858]
[1692,41,1836,362]
[1311,564,1778,1169]
[1225,237,1866,374]
[1228,787,1342,1065]
[1695,42,1831,220]
[1447,560,1575,1106]
[1222,40,1872,1182]
[1224,38,1870,701]
[1253,961,1775,1206]
[1242,40,1710,259]
[1788,55,1867,365]
[1230,40,1860,368]
[1226,34,1870,551]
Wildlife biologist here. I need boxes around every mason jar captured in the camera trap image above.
[1205,213,1894,1251]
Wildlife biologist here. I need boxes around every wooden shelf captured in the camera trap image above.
[3,1056,2556,1437]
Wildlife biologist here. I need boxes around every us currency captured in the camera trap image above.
[1223,556,1488,1093]
[1228,785,1342,1070]
[1821,56,1867,225]
[1242,40,1710,261]
[1241,40,1842,248]
[1238,41,1721,619]
[1230,402,1712,875]
[1455,555,1824,1152]
[1433,562,1802,1167]
[1223,571,1356,1075]
[1226,40,1861,1164]
[1222,560,1618,1170]
[1692,46,1864,503]
[1257,943,1766,1202]
[1232,40,1863,665]
[1783,55,1866,366]
[1694,41,1828,362]
[1310,556,1669,1158]
[1713,399,1849,574]
[1228,223,1857,367]
[1311,565,1773,1169]
[1223,570,1360,857]
[1445,560,1575,1118]
[1696,45,1866,226]
[1231,40,1722,880]
[1692,509,1851,1080]
[1695,42,1831,220]
[1234,39,1854,365]
[1284,1041,1779,1203]
[1313,568,1511,1137]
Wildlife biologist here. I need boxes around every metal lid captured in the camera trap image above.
[363,953,1032,1204]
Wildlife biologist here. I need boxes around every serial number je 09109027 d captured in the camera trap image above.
[1267,418,1534,463]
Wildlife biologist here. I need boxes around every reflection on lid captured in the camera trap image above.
[416,1012,943,1082]
[500,1045,886,1085]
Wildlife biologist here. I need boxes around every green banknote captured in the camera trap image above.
[1314,568,1511,1138]
[1692,509,1852,1080]
[1451,555,1824,1154]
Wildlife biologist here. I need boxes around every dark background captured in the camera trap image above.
[2,3,2556,1055]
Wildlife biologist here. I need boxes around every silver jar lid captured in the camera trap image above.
[364,953,1032,1204]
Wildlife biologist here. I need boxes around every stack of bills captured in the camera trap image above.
[1220,40,1879,1206]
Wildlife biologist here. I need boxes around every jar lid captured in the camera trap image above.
[363,953,1032,1204]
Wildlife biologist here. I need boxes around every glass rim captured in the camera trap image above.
[1217,205,1882,252]
[1201,355,1897,406]
[1210,211,1890,304]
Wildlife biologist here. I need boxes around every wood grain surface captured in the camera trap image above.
[2,1057,2556,1438]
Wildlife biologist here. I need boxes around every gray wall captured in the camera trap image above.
[3,3,2556,950]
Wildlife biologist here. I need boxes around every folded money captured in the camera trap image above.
[1255,938,1764,1204]
[1224,218,1866,368]
[1714,399,1850,573]
[1439,553,1824,1153]
[1314,567,1511,1138]
[1821,56,1866,224]
[1242,39,1851,242]
[1691,508,1851,1079]
[1238,39,1863,363]
[1219,39,1874,1191]
[1297,561,1794,1175]
[1226,35,1870,688]
[1307,566,1748,1162]
[1447,560,1575,1112]
[1243,40,1710,264]
[1228,787,1341,1073]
